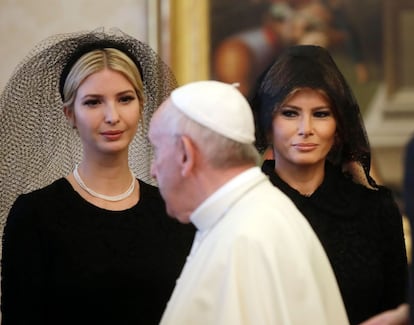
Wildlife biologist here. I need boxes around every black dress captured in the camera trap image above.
[262,160,408,325]
[1,178,195,325]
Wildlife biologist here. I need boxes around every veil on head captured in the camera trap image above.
[0,27,177,232]
[249,44,377,189]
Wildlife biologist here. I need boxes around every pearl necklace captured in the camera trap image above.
[73,164,135,202]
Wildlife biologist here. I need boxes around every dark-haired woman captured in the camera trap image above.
[250,44,408,324]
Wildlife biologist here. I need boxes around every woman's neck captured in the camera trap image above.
[68,156,139,211]
[76,153,133,194]
[274,160,326,196]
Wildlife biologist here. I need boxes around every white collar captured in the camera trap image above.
[190,167,265,232]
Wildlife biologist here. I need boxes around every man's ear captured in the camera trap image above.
[63,106,76,129]
[180,135,196,177]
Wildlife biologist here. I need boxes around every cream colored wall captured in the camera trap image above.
[0,0,152,91]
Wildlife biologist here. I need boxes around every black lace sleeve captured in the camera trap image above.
[1,193,48,324]
[377,186,408,309]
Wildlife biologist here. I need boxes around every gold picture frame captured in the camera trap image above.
[161,0,210,85]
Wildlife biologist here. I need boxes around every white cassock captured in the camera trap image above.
[160,167,349,325]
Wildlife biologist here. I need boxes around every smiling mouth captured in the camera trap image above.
[101,131,123,140]
[293,143,317,151]
[102,130,123,135]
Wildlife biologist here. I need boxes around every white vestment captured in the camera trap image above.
[160,167,349,325]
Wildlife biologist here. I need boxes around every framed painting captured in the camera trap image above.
[209,0,384,111]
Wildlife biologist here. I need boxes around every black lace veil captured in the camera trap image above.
[249,44,377,188]
[0,28,177,234]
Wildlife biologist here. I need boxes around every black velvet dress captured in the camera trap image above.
[262,160,408,325]
[1,178,195,325]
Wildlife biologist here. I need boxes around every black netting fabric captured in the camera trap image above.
[0,28,177,236]
[249,44,377,189]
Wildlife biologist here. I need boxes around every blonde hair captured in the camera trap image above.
[62,48,145,116]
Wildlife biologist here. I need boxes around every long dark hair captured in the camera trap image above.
[249,45,372,183]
